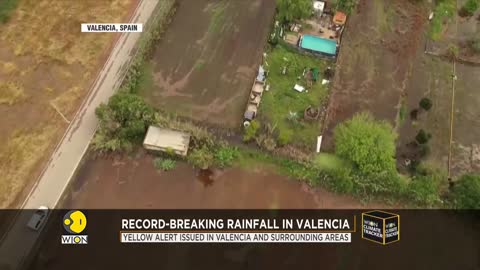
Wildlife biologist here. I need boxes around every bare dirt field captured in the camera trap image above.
[60,151,384,209]
[323,0,428,148]
[140,0,276,128]
[0,0,137,208]
[397,0,480,176]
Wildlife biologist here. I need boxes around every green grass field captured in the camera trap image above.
[260,45,332,148]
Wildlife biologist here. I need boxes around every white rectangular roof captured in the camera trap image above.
[313,1,325,12]
[143,126,191,156]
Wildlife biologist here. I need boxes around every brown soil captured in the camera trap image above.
[141,0,276,128]
[397,2,480,176]
[323,0,427,149]
[60,151,386,209]
[0,0,138,208]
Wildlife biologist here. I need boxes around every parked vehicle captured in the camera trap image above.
[243,66,266,127]
[27,206,49,231]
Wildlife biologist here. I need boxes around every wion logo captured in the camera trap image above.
[362,210,400,245]
[61,210,88,245]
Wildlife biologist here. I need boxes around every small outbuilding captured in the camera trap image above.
[143,126,191,156]
[333,11,347,26]
[313,1,325,15]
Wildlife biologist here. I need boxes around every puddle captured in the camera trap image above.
[196,169,215,187]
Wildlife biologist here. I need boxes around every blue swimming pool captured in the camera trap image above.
[300,35,337,56]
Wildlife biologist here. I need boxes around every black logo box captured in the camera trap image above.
[362,210,400,245]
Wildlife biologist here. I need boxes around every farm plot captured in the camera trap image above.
[140,0,276,128]
[323,0,428,149]
[397,0,480,177]
[0,0,137,208]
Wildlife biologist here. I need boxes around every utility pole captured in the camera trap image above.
[447,59,456,184]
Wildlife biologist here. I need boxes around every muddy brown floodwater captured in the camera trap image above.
[62,152,385,209]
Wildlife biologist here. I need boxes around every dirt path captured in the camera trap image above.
[0,1,160,269]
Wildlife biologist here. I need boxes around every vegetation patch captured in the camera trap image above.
[276,0,312,23]
[451,174,480,209]
[93,93,156,152]
[313,153,350,172]
[214,145,240,168]
[459,0,479,16]
[335,0,357,14]
[0,81,26,105]
[208,0,228,34]
[429,0,456,40]
[0,127,56,208]
[0,0,18,23]
[259,45,331,148]
[153,158,176,171]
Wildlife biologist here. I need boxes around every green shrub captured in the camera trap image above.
[419,98,433,111]
[324,167,354,194]
[452,174,480,209]
[187,146,214,170]
[214,145,239,168]
[93,93,155,152]
[243,120,260,142]
[415,129,431,144]
[336,0,357,14]
[276,0,313,24]
[407,174,443,207]
[277,129,293,146]
[153,158,176,171]
[462,0,479,16]
[334,112,397,177]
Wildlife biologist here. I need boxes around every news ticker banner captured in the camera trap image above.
[2,210,478,246]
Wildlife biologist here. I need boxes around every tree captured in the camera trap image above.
[419,98,433,111]
[452,174,480,209]
[415,129,431,144]
[93,93,155,152]
[336,0,357,14]
[462,0,479,16]
[276,0,312,24]
[334,112,397,177]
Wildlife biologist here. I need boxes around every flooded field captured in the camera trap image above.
[29,151,479,269]
[141,0,275,128]
[62,152,383,209]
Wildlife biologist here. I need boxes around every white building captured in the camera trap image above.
[313,1,325,16]
[143,126,191,156]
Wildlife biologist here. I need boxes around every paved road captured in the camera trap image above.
[0,0,159,268]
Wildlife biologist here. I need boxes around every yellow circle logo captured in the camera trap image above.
[63,210,87,234]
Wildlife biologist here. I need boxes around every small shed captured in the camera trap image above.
[143,126,191,156]
[333,11,347,26]
[313,1,325,15]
